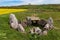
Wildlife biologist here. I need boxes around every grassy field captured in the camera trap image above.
[0,5,60,40]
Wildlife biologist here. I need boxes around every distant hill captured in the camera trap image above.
[0,4,60,12]
[0,4,60,9]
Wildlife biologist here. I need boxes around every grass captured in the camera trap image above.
[0,8,60,40]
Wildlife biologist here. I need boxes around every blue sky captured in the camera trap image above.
[0,0,60,6]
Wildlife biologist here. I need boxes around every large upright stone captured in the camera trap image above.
[48,17,53,24]
[26,17,32,25]
[9,14,18,29]
[9,14,26,33]
[47,17,54,29]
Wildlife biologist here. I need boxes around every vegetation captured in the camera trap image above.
[0,9,27,15]
[0,5,60,40]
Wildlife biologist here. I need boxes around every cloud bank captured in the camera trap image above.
[0,0,60,6]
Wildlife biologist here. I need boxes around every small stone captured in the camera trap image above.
[42,30,48,35]
[18,24,25,33]
[30,27,42,35]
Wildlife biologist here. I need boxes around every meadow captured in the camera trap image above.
[0,5,60,40]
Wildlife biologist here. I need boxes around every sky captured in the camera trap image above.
[0,0,60,6]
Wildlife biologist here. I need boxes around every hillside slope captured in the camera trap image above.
[0,5,60,40]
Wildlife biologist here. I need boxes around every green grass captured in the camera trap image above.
[0,10,60,40]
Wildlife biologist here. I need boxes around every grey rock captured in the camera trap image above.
[42,30,48,35]
[9,14,18,29]
[18,24,25,33]
[47,17,54,29]
[30,27,42,35]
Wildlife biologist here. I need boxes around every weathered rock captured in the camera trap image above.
[26,16,40,26]
[30,27,42,35]
[26,17,32,25]
[9,14,26,33]
[47,17,54,30]
[48,17,53,24]
[44,23,50,30]
[9,14,18,29]
[43,17,54,30]
[42,30,48,35]
[30,28,35,34]
[21,20,27,27]
[18,24,25,33]
[38,19,47,27]
[35,27,42,35]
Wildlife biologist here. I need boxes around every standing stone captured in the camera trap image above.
[9,14,18,29]
[48,17,53,24]
[26,17,32,25]
[47,17,54,29]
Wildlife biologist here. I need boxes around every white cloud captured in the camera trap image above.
[20,0,44,4]
[53,0,60,3]
[0,0,60,6]
[20,0,60,4]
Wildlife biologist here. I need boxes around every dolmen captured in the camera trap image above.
[9,14,54,35]
[29,17,54,35]
[9,14,25,33]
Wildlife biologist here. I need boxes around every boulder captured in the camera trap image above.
[26,16,40,26]
[9,14,18,29]
[30,27,42,35]
[35,27,42,35]
[42,30,48,35]
[44,23,50,30]
[38,19,47,27]
[18,24,25,33]
[47,17,54,30]
[21,20,27,27]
